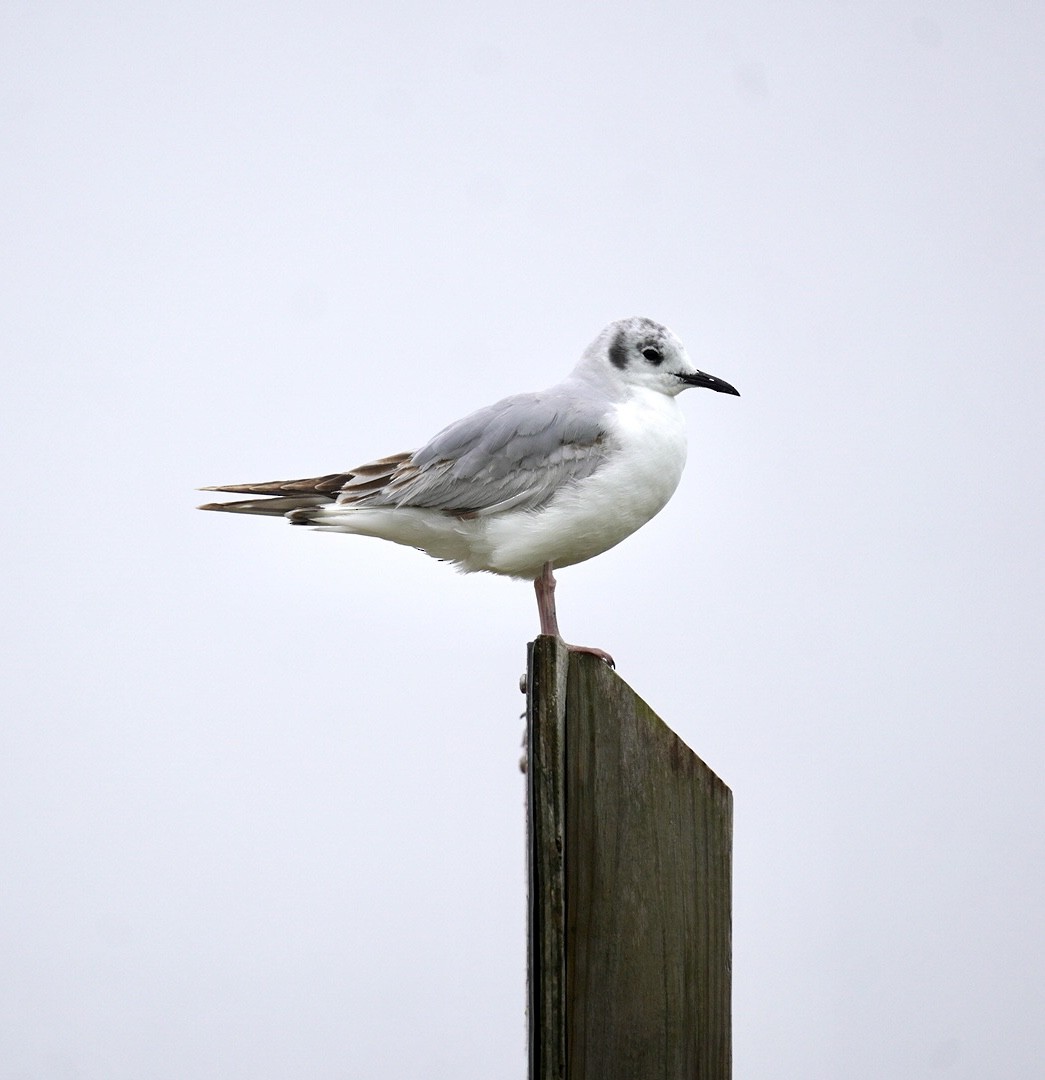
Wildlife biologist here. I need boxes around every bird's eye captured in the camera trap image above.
[641,346,663,365]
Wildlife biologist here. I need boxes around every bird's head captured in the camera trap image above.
[580,316,740,399]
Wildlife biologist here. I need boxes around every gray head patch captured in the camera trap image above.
[608,329,629,369]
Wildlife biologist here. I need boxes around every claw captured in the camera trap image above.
[566,644,615,668]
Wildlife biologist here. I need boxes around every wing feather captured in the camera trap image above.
[340,388,610,515]
[201,384,612,519]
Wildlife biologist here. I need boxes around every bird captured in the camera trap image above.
[199,316,739,665]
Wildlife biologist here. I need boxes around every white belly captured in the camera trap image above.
[480,389,688,578]
[308,389,689,581]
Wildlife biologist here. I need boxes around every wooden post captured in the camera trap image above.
[526,636,732,1080]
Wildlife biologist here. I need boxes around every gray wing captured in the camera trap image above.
[339,387,611,516]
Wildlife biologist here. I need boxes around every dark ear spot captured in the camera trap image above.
[608,330,628,369]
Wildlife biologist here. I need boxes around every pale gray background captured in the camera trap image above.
[2,2,1043,1078]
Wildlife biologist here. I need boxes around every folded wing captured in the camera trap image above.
[199,387,611,520]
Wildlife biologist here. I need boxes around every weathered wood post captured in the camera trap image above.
[526,636,732,1080]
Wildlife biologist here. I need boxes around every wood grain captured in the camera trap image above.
[527,636,569,1080]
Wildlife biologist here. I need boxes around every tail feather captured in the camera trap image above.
[197,495,332,517]
[198,453,413,519]
[199,473,354,498]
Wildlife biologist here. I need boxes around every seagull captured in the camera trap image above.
[199,316,738,665]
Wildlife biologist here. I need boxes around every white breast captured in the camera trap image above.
[481,388,689,578]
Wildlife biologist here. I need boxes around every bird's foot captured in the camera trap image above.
[534,564,615,667]
[565,643,615,668]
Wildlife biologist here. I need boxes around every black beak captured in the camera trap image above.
[677,369,740,396]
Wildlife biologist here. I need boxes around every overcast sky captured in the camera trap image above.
[2,3,1043,1078]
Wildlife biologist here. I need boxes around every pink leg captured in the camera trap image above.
[534,561,560,637]
[533,562,615,667]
